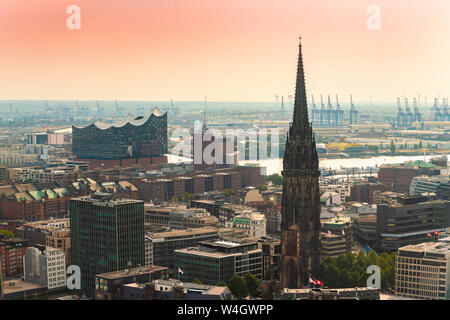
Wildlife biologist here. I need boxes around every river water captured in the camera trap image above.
[167,154,449,176]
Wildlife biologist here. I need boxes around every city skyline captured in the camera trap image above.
[1,0,450,101]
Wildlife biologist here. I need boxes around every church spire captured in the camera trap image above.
[292,37,310,131]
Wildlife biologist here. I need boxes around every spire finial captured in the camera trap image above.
[299,36,302,47]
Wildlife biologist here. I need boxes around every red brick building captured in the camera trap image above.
[378,165,418,193]
[350,182,388,203]
[0,238,29,277]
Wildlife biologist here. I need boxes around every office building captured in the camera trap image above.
[352,214,377,245]
[23,245,66,291]
[16,219,71,265]
[410,175,449,199]
[225,212,266,237]
[376,194,450,252]
[174,240,263,285]
[95,265,169,300]
[320,217,353,259]
[70,193,145,297]
[145,227,221,267]
[395,239,450,300]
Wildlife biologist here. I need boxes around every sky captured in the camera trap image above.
[1,0,449,103]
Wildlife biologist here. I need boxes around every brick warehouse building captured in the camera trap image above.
[378,164,419,193]
[0,179,139,221]
[131,166,263,203]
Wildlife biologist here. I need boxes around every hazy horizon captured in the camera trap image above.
[2,0,450,101]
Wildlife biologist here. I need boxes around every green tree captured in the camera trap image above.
[0,229,15,239]
[228,275,248,299]
[244,273,260,297]
[327,264,339,288]
[390,141,396,153]
[267,174,283,186]
[215,281,227,287]
[192,278,203,284]
[368,251,378,265]
[223,188,234,197]
[178,192,193,202]
[256,184,268,192]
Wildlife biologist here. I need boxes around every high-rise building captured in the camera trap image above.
[280,38,321,289]
[70,193,145,297]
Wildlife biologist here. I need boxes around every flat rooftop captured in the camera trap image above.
[96,265,168,280]
[71,193,143,205]
[2,280,46,295]
[399,241,450,257]
[148,227,219,239]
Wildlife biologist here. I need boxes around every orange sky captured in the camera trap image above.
[1,0,449,102]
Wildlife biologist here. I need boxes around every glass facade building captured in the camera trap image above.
[70,193,145,297]
[72,108,167,159]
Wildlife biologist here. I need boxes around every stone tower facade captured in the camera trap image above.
[280,38,321,289]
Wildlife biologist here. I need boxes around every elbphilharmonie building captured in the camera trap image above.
[72,108,167,160]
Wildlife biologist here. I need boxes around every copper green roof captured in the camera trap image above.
[53,188,69,197]
[405,160,435,168]
[29,190,45,201]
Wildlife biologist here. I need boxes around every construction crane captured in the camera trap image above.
[443,98,449,121]
[320,95,326,126]
[349,94,358,125]
[311,95,319,125]
[76,100,81,114]
[327,94,333,126]
[413,98,422,125]
[404,98,413,127]
[397,98,405,128]
[335,95,343,126]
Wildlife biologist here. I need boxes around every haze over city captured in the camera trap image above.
[0,0,449,308]
[1,0,450,102]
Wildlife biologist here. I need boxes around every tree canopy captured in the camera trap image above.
[0,229,15,239]
[244,273,260,297]
[320,251,396,290]
[267,174,283,186]
[228,275,249,299]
